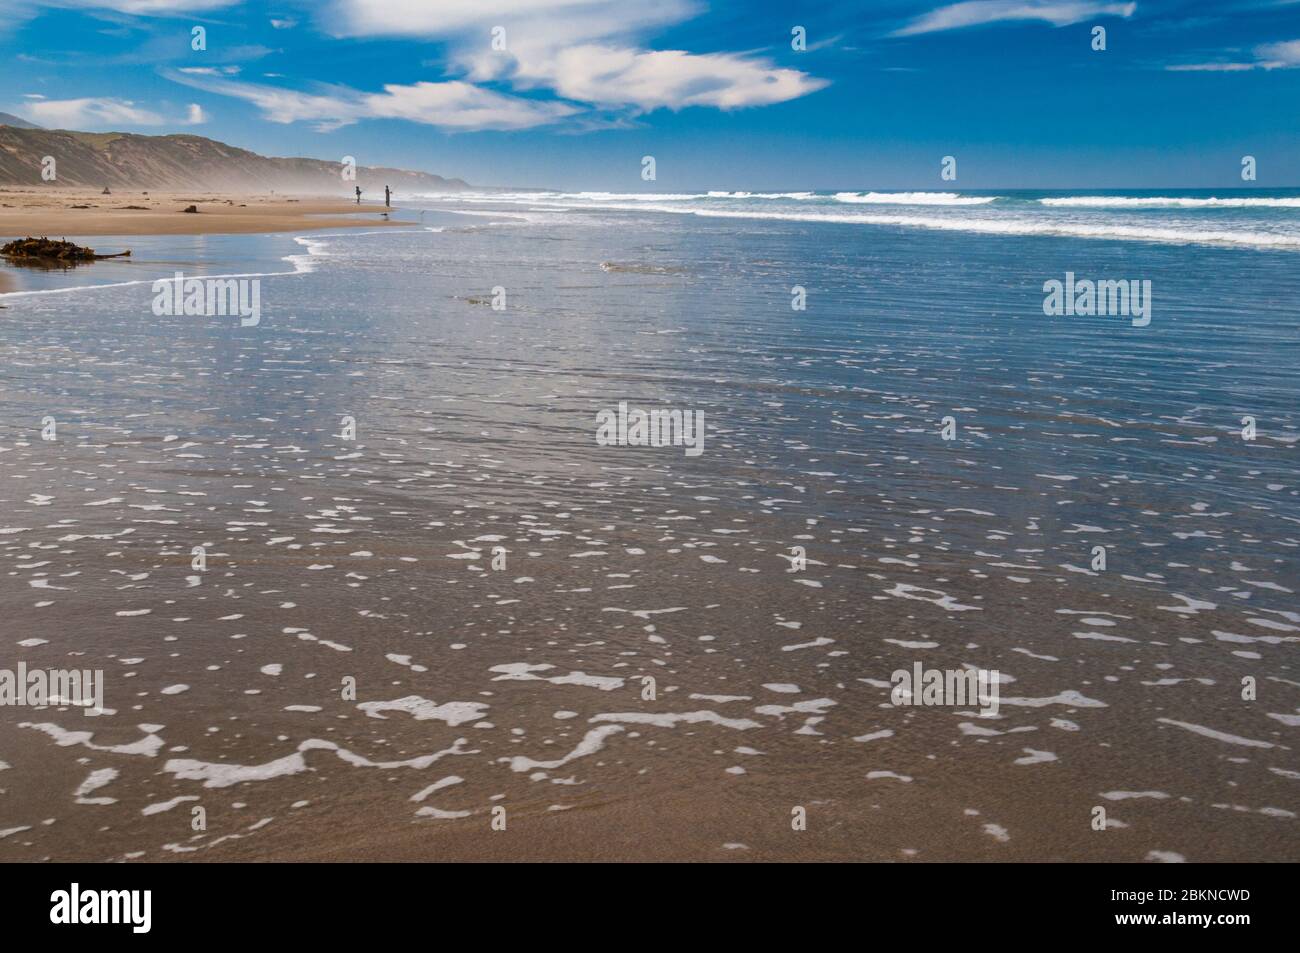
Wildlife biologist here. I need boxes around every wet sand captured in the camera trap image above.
[0,188,411,237]
[1,520,1291,864]
[0,207,1295,864]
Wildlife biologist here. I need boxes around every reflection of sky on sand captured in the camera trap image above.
[0,200,1296,861]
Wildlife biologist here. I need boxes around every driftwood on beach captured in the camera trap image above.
[0,236,131,262]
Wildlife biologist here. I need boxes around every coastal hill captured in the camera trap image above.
[0,122,469,194]
[0,112,42,130]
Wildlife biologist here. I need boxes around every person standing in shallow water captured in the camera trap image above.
[385,185,391,208]
[355,186,361,204]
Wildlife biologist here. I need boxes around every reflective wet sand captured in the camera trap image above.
[1,205,1296,861]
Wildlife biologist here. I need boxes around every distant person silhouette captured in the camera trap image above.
[385,185,391,208]
[355,186,361,204]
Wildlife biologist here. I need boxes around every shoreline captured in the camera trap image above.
[0,188,411,238]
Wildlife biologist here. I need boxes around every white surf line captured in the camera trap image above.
[422,194,1300,251]
[290,228,420,239]
[639,206,1300,250]
[1040,195,1300,209]
[433,209,535,219]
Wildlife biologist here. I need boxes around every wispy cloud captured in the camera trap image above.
[8,0,238,15]
[321,0,826,112]
[20,95,166,127]
[1256,38,1300,65]
[1165,62,1257,71]
[1166,38,1300,71]
[43,0,236,12]
[893,1,1136,37]
[176,65,241,76]
[0,1,236,39]
[163,70,579,131]
[497,44,827,110]
[323,0,690,43]
[19,0,827,131]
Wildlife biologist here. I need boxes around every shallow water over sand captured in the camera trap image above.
[0,200,1296,860]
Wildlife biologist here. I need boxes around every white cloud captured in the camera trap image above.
[324,0,689,42]
[0,0,236,36]
[185,102,207,123]
[321,0,825,112]
[43,0,823,129]
[164,71,579,131]
[1256,39,1300,65]
[1165,62,1256,71]
[1166,38,1300,71]
[19,0,236,12]
[177,66,241,76]
[531,44,826,109]
[37,0,236,11]
[21,96,165,128]
[893,1,1137,37]
[362,81,579,128]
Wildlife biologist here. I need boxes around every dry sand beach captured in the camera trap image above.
[0,188,408,293]
[0,188,409,237]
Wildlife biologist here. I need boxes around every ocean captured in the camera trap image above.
[0,189,1296,861]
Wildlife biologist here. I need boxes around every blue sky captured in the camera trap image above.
[2,0,1299,189]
